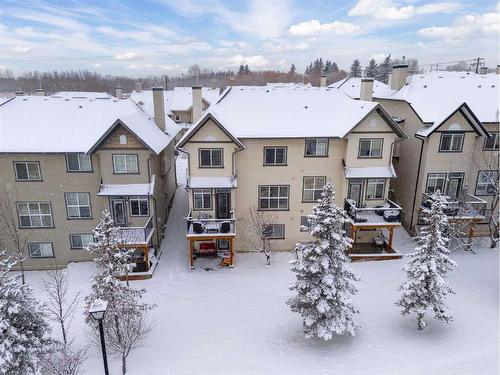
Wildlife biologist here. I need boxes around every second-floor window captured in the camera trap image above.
[476,170,498,196]
[358,139,383,158]
[439,132,464,152]
[300,216,310,232]
[193,189,212,210]
[113,154,139,174]
[28,242,54,258]
[305,138,328,157]
[366,178,385,200]
[14,161,41,181]
[199,149,223,168]
[263,224,285,239]
[259,185,289,210]
[69,234,94,249]
[264,146,287,165]
[484,132,499,150]
[426,173,447,194]
[17,202,53,228]
[130,196,149,216]
[303,176,326,202]
[66,154,92,172]
[65,193,91,219]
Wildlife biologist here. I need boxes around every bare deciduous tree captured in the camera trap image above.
[240,207,278,265]
[41,341,88,375]
[0,189,29,284]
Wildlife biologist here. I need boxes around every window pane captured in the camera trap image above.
[304,177,314,189]
[66,193,78,205]
[126,155,138,172]
[82,235,94,247]
[371,140,382,156]
[79,207,91,218]
[71,235,83,248]
[304,190,314,201]
[40,243,53,256]
[270,186,279,197]
[260,186,269,197]
[275,148,285,164]
[359,140,370,156]
[451,135,462,150]
[78,193,90,205]
[200,150,210,166]
[316,139,328,156]
[305,139,316,155]
[265,148,275,164]
[39,203,50,214]
[20,216,31,227]
[17,203,28,214]
[29,244,41,256]
[42,215,52,227]
[139,201,148,215]
[31,216,42,227]
[278,199,288,209]
[15,163,28,180]
[79,155,91,171]
[27,163,40,179]
[68,207,79,217]
[279,186,288,196]
[441,135,452,150]
[29,203,40,213]
[131,201,139,215]
[67,154,80,170]
[212,150,222,166]
[259,199,268,209]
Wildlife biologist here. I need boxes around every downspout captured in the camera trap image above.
[147,156,160,248]
[409,137,425,231]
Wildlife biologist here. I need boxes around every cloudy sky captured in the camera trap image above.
[0,0,499,75]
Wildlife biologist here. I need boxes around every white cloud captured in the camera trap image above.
[219,40,247,49]
[114,52,138,60]
[289,19,360,36]
[2,45,32,54]
[126,63,181,72]
[418,12,500,40]
[229,54,269,68]
[349,0,460,20]
[93,63,103,68]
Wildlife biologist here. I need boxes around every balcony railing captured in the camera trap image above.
[344,198,402,225]
[420,193,487,219]
[186,210,236,237]
[119,216,155,245]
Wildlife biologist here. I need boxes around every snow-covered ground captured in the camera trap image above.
[23,157,499,374]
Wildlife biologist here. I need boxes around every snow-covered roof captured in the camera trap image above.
[329,77,396,99]
[129,90,181,139]
[344,165,396,179]
[169,87,220,112]
[0,95,173,154]
[98,178,155,196]
[383,71,500,124]
[53,91,112,99]
[187,176,237,188]
[266,82,312,88]
[178,86,404,146]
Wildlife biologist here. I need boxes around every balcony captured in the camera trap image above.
[420,193,487,220]
[186,210,236,238]
[119,216,155,246]
[344,198,402,226]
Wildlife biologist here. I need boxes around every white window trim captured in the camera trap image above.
[69,234,94,249]
[303,176,326,202]
[193,189,212,210]
[113,154,139,174]
[439,133,464,152]
[426,173,447,194]
[65,193,92,219]
[264,224,285,239]
[484,132,499,150]
[17,202,53,228]
[358,138,383,158]
[476,170,498,196]
[14,161,41,181]
[263,146,287,165]
[28,242,54,258]
[130,196,149,216]
[66,154,92,172]
[258,185,289,210]
[199,149,223,168]
[305,138,329,157]
[366,178,385,200]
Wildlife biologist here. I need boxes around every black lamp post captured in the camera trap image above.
[89,299,109,375]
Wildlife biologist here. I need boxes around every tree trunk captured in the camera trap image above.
[19,258,25,285]
[417,313,426,330]
[122,354,127,374]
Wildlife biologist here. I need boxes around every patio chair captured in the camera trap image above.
[220,221,231,233]
[383,210,400,222]
[375,203,391,216]
[193,221,205,234]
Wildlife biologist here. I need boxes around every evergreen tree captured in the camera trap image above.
[396,191,457,330]
[244,64,250,74]
[85,211,154,374]
[289,64,296,73]
[350,59,362,77]
[238,65,245,75]
[365,59,378,78]
[376,54,392,83]
[288,184,359,341]
[0,250,51,374]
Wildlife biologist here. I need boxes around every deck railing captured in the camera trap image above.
[186,210,236,236]
[420,193,487,219]
[119,216,155,245]
[344,198,402,224]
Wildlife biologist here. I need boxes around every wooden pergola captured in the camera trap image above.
[187,233,235,270]
[349,223,400,254]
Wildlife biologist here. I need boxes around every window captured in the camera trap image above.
[119,135,128,145]
[28,242,54,258]
[305,138,328,157]
[358,139,383,158]
[439,133,464,152]
[199,149,223,168]
[476,170,498,196]
[65,193,91,218]
[300,216,310,231]
[69,234,94,249]
[263,224,285,239]
[175,115,180,121]
[14,162,41,181]
[366,179,385,200]
[193,189,212,210]
[264,146,287,166]
[130,196,149,216]
[113,154,139,174]
[303,176,326,202]
[17,202,53,228]
[426,173,447,194]
[484,132,499,150]
[259,185,289,210]
[66,154,92,172]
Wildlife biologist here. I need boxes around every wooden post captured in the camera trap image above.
[387,227,394,253]
[144,246,149,270]
[350,225,356,255]
[189,239,194,270]
[467,221,475,250]
[229,237,234,268]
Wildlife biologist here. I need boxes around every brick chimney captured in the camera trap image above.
[192,85,202,124]
[152,87,166,131]
[360,78,374,101]
[320,74,327,87]
[115,86,123,99]
[135,81,142,93]
[35,88,45,96]
[390,65,408,91]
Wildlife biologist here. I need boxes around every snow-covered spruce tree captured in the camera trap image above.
[287,184,359,341]
[85,210,154,375]
[396,191,457,330]
[0,250,51,374]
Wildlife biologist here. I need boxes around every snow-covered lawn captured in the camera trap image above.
[22,160,499,374]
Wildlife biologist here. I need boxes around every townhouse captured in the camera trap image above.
[176,86,407,268]
[0,89,180,274]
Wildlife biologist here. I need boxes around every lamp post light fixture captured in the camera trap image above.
[89,299,110,375]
